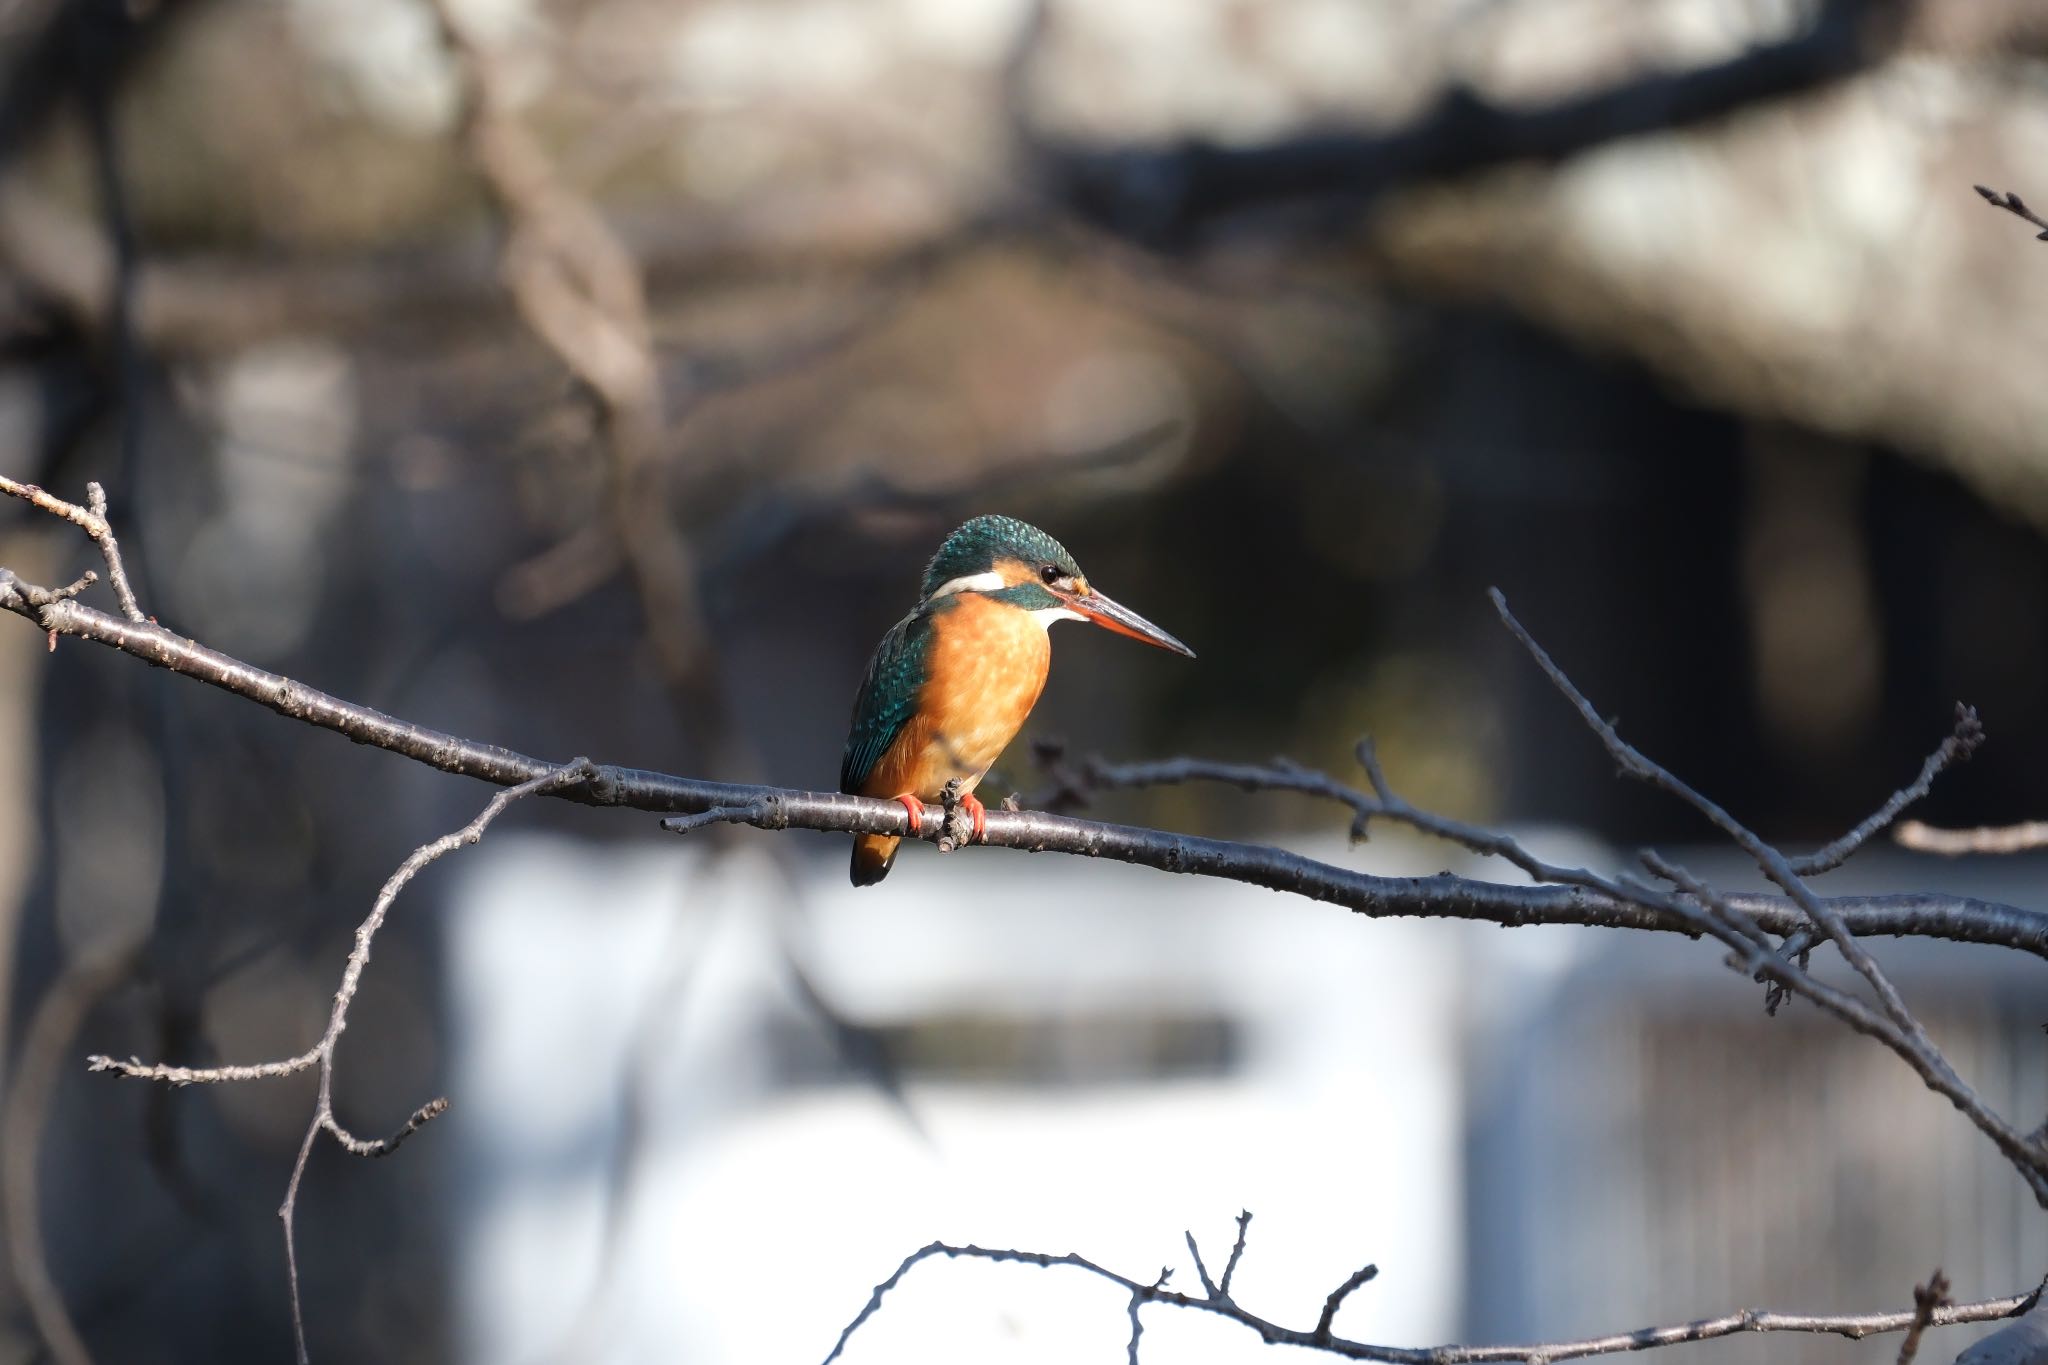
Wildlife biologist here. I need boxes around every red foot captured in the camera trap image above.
[961,792,987,842]
[891,792,924,834]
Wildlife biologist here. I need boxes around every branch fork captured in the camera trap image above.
[87,758,598,1364]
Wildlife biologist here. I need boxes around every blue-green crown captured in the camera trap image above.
[921,515,1082,598]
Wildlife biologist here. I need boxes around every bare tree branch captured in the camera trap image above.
[6,478,2047,1352]
[1031,697,1993,984]
[325,1096,450,1159]
[1,493,2044,959]
[1038,613,2048,1200]
[1037,703,1971,887]
[0,477,141,622]
[1789,704,1982,874]
[1491,589,2048,1202]
[1729,704,1978,1000]
[823,1230,2037,1365]
[88,759,596,1364]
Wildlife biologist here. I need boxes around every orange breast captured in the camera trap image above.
[863,595,1050,801]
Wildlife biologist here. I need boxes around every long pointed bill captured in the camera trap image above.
[1068,588,1196,658]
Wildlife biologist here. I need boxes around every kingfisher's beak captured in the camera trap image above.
[1067,587,1196,658]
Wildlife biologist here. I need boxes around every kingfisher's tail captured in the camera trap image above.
[850,833,900,887]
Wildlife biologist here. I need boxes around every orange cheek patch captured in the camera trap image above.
[992,557,1039,589]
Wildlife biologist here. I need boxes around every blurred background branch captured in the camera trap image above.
[1021,0,1904,240]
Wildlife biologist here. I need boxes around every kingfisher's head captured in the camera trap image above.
[920,514,1195,657]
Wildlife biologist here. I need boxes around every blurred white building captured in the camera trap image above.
[443,830,2046,1365]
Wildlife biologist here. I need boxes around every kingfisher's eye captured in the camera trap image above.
[1039,564,1061,585]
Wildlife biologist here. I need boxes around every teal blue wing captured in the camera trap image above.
[840,609,934,795]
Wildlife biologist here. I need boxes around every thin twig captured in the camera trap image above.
[1038,724,2030,984]
[324,1097,450,1158]
[1789,704,1980,874]
[1316,1263,1381,1343]
[1896,1269,1950,1365]
[1220,1209,1253,1298]
[88,759,596,1363]
[0,477,143,621]
[823,1236,2034,1365]
[1974,185,2048,240]
[1492,588,1917,1018]
[1052,743,1695,898]
[88,1047,319,1086]
[1186,1229,1220,1300]
[1493,589,2048,1202]
[1714,703,1974,1002]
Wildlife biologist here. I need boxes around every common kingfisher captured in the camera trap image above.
[840,514,1195,885]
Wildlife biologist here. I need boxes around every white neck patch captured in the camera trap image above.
[926,571,1082,631]
[927,570,1007,600]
